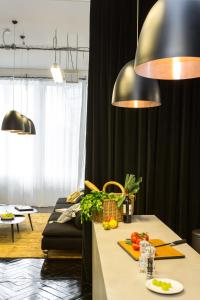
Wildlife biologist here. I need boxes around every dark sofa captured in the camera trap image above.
[41,197,82,256]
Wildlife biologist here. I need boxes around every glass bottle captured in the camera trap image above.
[123,195,132,223]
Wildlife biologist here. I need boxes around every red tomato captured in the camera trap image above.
[131,232,138,243]
[131,232,149,244]
[132,243,140,251]
[135,237,142,245]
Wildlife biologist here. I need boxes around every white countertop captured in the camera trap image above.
[92,215,200,300]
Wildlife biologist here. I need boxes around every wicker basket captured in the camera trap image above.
[92,181,125,222]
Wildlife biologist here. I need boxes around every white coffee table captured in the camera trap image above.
[0,215,25,242]
[0,205,37,231]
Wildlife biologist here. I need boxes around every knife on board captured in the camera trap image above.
[155,239,187,248]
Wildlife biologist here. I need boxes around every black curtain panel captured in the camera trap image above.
[86,0,200,240]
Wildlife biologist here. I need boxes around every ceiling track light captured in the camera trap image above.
[51,63,63,83]
[51,30,63,83]
[135,0,200,80]
[112,0,161,108]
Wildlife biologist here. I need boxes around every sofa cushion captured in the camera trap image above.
[41,236,82,251]
[54,203,72,211]
[56,194,83,205]
[74,211,82,229]
[43,220,82,238]
[56,198,67,204]
[48,212,61,221]
[57,203,81,223]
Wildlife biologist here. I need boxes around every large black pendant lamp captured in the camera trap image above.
[135,0,200,80]
[1,20,25,133]
[112,0,161,108]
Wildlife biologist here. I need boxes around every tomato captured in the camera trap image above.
[135,237,142,245]
[131,232,138,243]
[132,243,140,251]
[131,232,149,244]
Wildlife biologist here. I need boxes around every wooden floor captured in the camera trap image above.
[0,258,91,300]
[0,207,91,299]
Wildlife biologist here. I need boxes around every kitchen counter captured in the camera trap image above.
[92,215,200,300]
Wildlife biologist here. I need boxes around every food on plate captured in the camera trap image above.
[1,213,14,220]
[152,279,172,291]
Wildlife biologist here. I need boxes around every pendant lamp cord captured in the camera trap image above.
[12,21,17,109]
[20,50,23,114]
[136,0,139,46]
[53,29,57,64]
[25,37,29,116]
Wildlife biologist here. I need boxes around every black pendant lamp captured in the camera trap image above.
[112,60,161,108]
[17,115,31,135]
[1,110,25,132]
[112,0,161,108]
[135,0,200,80]
[1,20,25,133]
[28,118,36,135]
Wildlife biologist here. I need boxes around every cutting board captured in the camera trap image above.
[118,239,185,260]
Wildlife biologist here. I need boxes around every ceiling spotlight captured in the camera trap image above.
[50,30,63,83]
[51,63,63,83]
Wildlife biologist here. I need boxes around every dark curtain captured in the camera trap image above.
[83,0,200,288]
[86,0,200,240]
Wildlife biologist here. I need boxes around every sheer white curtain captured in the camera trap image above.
[0,79,87,206]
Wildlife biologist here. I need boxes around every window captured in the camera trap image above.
[0,79,87,206]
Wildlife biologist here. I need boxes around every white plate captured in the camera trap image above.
[146,278,184,295]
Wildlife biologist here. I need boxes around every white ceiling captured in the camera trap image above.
[0,0,90,74]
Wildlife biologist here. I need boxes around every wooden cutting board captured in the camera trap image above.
[118,239,185,260]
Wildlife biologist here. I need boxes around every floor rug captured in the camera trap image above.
[0,213,81,259]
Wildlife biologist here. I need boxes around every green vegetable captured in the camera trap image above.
[80,190,126,222]
[80,191,107,222]
[124,173,142,195]
[107,193,125,208]
[125,239,132,245]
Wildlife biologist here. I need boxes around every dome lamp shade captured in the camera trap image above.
[112,60,161,108]
[18,115,31,135]
[135,0,200,80]
[1,110,25,132]
[28,118,36,135]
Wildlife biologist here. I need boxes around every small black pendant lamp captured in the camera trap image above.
[1,20,25,133]
[112,0,161,108]
[1,110,25,132]
[135,0,200,80]
[17,114,31,135]
[28,118,36,135]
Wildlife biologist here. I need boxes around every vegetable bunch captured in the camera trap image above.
[80,191,125,222]
[80,191,107,222]
[124,174,142,195]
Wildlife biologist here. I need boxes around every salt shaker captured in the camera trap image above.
[139,240,150,272]
[146,245,156,279]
